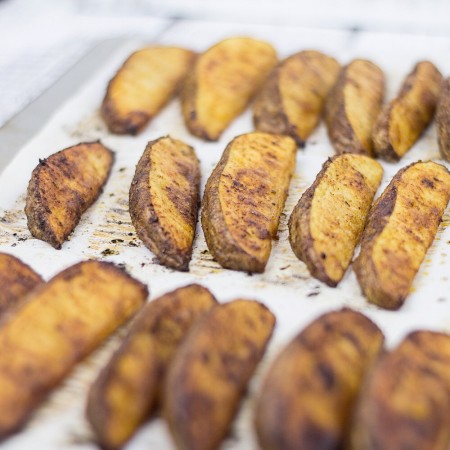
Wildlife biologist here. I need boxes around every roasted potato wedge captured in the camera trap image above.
[289,154,383,286]
[25,141,114,249]
[253,50,341,146]
[325,59,385,156]
[0,253,42,316]
[164,299,275,450]
[87,284,217,450]
[0,260,147,439]
[182,37,277,141]
[373,61,443,161]
[102,47,196,134]
[354,161,450,310]
[437,77,450,162]
[255,309,384,450]
[202,132,296,272]
[351,331,450,450]
[129,137,200,271]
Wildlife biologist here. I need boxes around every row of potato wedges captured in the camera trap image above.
[24,135,450,310]
[101,37,450,162]
[1,254,450,450]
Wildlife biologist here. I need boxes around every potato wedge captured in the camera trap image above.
[25,141,114,249]
[202,132,296,272]
[0,260,147,439]
[0,253,42,316]
[351,331,450,450]
[325,59,385,156]
[129,137,200,271]
[354,161,450,310]
[102,47,196,134]
[87,284,217,450]
[255,309,384,450]
[182,37,277,141]
[289,154,383,286]
[437,77,450,162]
[373,61,443,161]
[253,50,341,146]
[164,299,275,450]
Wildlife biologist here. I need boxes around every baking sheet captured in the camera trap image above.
[0,20,450,450]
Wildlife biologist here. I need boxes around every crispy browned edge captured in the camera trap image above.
[129,136,200,271]
[101,49,197,135]
[255,308,384,450]
[325,60,384,156]
[373,61,443,162]
[288,156,338,286]
[437,77,450,162]
[353,161,450,310]
[24,141,115,250]
[201,135,284,273]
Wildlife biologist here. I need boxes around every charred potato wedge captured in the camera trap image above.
[182,37,277,141]
[0,253,42,316]
[351,331,450,450]
[25,141,114,249]
[289,154,383,286]
[253,50,341,146]
[202,132,296,272]
[325,59,385,156]
[373,61,443,161]
[0,260,147,439]
[354,161,450,310]
[437,77,450,162]
[255,309,384,450]
[87,284,217,450]
[102,47,196,134]
[129,137,200,271]
[164,299,275,450]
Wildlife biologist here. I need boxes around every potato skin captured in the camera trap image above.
[0,260,147,439]
[373,61,443,161]
[0,253,42,316]
[288,154,383,286]
[25,141,114,249]
[253,50,341,146]
[354,161,450,310]
[129,136,200,271]
[164,299,275,450]
[201,132,296,273]
[436,77,450,162]
[325,59,384,156]
[182,37,277,141]
[351,331,450,450]
[255,308,384,450]
[102,47,196,135]
[87,284,217,450]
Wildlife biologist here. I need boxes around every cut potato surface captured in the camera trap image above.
[437,77,450,162]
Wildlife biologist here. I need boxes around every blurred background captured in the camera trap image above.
[1,0,450,128]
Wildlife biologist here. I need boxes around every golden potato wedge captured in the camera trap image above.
[289,154,383,287]
[255,309,384,450]
[129,137,200,271]
[182,37,277,141]
[102,47,196,134]
[325,59,385,156]
[253,50,341,146]
[0,260,147,439]
[351,331,450,450]
[0,253,42,316]
[87,284,217,450]
[202,132,296,273]
[25,141,114,249]
[373,61,443,161]
[164,299,275,450]
[354,161,450,310]
[437,77,450,162]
